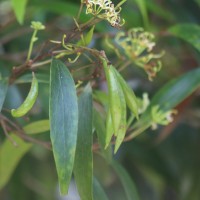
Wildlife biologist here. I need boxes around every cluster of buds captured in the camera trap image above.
[83,0,125,27]
[115,28,164,80]
[151,105,177,130]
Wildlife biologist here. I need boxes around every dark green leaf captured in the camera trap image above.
[150,67,200,111]
[169,24,200,52]
[49,58,78,194]
[24,120,50,134]
[132,0,149,28]
[93,108,106,147]
[111,160,140,200]
[11,0,28,24]
[0,134,32,189]
[0,76,8,112]
[93,177,109,200]
[74,84,93,200]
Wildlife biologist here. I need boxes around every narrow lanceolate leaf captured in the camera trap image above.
[113,77,126,154]
[168,24,200,52]
[113,68,138,119]
[111,160,140,200]
[150,67,200,111]
[74,84,93,200]
[0,134,32,189]
[49,59,78,194]
[0,77,8,112]
[101,57,124,135]
[93,178,109,200]
[11,0,28,24]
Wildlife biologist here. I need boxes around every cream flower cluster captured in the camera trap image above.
[84,0,124,27]
[115,28,164,80]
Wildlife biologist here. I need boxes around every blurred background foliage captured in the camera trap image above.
[0,0,200,200]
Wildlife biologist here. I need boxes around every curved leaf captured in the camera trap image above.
[111,160,140,200]
[169,24,200,52]
[93,178,109,200]
[74,84,93,200]
[49,59,78,194]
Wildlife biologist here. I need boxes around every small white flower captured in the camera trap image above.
[84,0,124,27]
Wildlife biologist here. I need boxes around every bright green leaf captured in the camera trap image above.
[169,24,200,52]
[77,26,95,47]
[24,120,50,134]
[74,84,93,200]
[93,91,109,106]
[49,59,78,194]
[11,0,28,24]
[102,58,124,135]
[113,76,126,153]
[0,134,32,189]
[113,68,138,119]
[111,160,140,200]
[93,177,109,200]
[105,109,114,149]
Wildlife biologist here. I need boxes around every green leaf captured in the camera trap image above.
[24,120,50,134]
[102,59,125,135]
[74,84,93,200]
[150,67,200,111]
[77,26,95,47]
[146,0,175,21]
[0,134,32,189]
[111,160,140,200]
[168,24,200,52]
[113,68,138,119]
[11,0,28,24]
[93,90,109,106]
[132,0,149,28]
[93,108,106,148]
[93,178,109,200]
[49,58,78,194]
[0,76,8,112]
[114,79,126,153]
[105,109,114,149]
